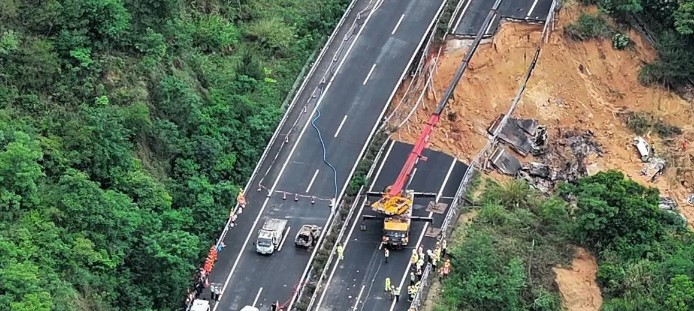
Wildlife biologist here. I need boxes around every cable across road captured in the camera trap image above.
[311,109,340,199]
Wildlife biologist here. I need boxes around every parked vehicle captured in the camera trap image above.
[189,299,210,311]
[255,218,288,255]
[294,225,322,248]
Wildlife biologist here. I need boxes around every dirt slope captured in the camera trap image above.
[394,3,694,223]
[553,247,603,311]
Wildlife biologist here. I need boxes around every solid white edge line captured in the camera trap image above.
[387,157,456,311]
[310,0,448,307]
[484,13,496,35]
[286,1,385,308]
[316,151,421,311]
[306,169,321,193]
[363,64,377,85]
[278,226,291,252]
[389,210,432,311]
[527,0,540,18]
[392,14,406,34]
[453,0,473,35]
[313,141,393,309]
[369,141,395,192]
[334,115,349,138]
[352,285,367,310]
[438,158,458,199]
[252,287,263,307]
[214,1,380,307]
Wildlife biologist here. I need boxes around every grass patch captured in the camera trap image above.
[565,13,615,40]
[624,111,682,138]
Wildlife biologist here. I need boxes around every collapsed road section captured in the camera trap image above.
[191,0,450,311]
[311,140,466,311]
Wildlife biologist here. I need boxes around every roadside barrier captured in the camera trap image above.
[408,0,559,309]
[183,0,375,308]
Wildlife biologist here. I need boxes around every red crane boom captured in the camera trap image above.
[387,114,440,197]
[384,2,500,198]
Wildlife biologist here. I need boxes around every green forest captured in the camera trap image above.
[433,1,694,310]
[0,0,347,310]
[437,171,694,311]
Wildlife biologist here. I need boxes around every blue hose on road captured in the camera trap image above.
[311,109,339,199]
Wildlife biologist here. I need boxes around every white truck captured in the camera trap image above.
[189,299,210,311]
[255,218,288,255]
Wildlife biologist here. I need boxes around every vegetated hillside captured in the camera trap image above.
[436,172,694,311]
[0,1,347,310]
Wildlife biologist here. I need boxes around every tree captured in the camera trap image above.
[674,1,694,35]
[560,170,666,251]
[0,131,43,219]
[665,275,694,311]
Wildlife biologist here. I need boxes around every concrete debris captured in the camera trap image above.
[516,129,605,193]
[659,197,678,211]
[523,162,555,179]
[640,157,666,183]
[489,145,523,175]
[633,136,651,162]
[518,170,554,193]
[485,121,605,194]
[688,194,694,205]
[551,130,604,182]
[488,115,547,156]
[515,118,540,135]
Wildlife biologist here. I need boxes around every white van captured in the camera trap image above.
[189,299,210,311]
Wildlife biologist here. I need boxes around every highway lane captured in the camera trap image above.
[207,1,448,310]
[312,141,467,311]
[452,0,553,36]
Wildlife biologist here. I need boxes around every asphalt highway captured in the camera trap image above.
[312,141,467,311]
[452,0,554,36]
[206,1,447,310]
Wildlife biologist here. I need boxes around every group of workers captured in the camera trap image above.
[185,191,248,310]
[380,236,453,309]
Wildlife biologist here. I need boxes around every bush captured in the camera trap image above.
[565,13,615,40]
[612,32,632,49]
[624,111,682,138]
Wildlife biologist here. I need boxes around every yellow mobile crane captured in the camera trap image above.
[362,0,500,249]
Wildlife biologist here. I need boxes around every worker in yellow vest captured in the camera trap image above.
[385,277,391,292]
[336,243,344,260]
[409,249,418,265]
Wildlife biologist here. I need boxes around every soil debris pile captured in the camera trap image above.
[553,247,603,311]
[393,2,694,224]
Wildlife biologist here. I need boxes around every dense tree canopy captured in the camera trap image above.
[0,0,348,310]
[437,171,694,311]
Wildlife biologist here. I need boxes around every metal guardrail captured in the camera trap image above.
[184,0,372,307]
[255,0,381,192]
[304,184,366,310]
[407,0,559,309]
[302,4,455,310]
[213,0,367,248]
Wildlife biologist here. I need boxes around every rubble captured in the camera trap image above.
[523,162,555,179]
[543,129,604,184]
[640,157,666,183]
[489,145,523,175]
[484,116,605,193]
[659,197,678,211]
[688,194,694,206]
[488,115,548,156]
